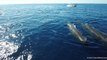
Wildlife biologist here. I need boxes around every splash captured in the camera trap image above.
[0,41,19,59]
[0,24,24,60]
[16,54,32,60]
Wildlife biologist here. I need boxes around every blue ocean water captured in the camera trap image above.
[0,4,107,60]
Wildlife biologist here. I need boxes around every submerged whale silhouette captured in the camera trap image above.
[67,23,87,44]
[83,23,107,44]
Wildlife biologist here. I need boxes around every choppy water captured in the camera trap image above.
[0,4,107,60]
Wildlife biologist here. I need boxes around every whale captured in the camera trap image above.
[67,23,87,44]
[83,23,107,44]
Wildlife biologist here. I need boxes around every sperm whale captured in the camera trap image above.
[67,23,87,44]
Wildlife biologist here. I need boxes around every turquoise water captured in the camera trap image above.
[0,4,107,60]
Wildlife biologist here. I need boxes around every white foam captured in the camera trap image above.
[0,41,19,59]
[27,54,32,60]
[16,53,32,60]
[10,34,18,38]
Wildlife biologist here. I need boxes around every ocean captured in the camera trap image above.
[0,4,107,60]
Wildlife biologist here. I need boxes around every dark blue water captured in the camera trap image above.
[0,4,107,60]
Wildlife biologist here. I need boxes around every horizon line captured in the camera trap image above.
[0,2,107,5]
